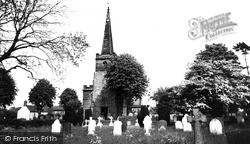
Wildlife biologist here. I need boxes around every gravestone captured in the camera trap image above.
[182,114,192,132]
[175,121,183,129]
[135,119,140,127]
[109,116,114,126]
[237,108,245,124]
[158,120,167,131]
[113,120,122,136]
[97,116,103,127]
[209,118,222,135]
[88,117,96,135]
[83,119,88,127]
[17,106,30,120]
[143,115,152,136]
[51,119,61,133]
[63,122,71,135]
[119,116,127,132]
[192,109,207,144]
[127,121,131,126]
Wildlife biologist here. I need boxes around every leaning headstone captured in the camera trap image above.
[209,118,222,135]
[175,121,183,129]
[182,114,192,132]
[109,116,114,126]
[158,120,167,131]
[62,122,71,135]
[97,116,103,127]
[143,115,152,136]
[88,117,96,135]
[51,119,61,133]
[113,120,122,136]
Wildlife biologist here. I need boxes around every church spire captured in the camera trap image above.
[101,7,114,55]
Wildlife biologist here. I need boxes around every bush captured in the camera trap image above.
[0,109,17,120]
[137,105,149,127]
[0,118,55,129]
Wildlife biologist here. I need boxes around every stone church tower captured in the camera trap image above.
[83,7,116,119]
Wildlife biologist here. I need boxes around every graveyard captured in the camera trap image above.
[1,112,250,144]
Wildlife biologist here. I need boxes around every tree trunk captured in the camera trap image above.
[122,97,127,116]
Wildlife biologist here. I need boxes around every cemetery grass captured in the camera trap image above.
[0,124,227,144]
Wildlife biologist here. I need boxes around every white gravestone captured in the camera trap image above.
[182,114,192,132]
[88,117,96,135]
[143,115,152,136]
[17,106,30,120]
[175,121,183,130]
[109,116,114,126]
[209,118,222,135]
[97,116,103,127]
[113,120,123,136]
[83,119,88,127]
[51,119,61,133]
[135,119,140,127]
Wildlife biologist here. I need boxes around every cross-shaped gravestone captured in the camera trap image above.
[189,109,207,144]
[109,116,114,126]
[97,116,103,127]
[83,119,88,127]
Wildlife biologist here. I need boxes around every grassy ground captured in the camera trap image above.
[0,124,227,144]
[2,119,250,144]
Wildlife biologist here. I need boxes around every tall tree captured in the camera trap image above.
[233,42,250,75]
[0,0,89,79]
[0,68,17,108]
[29,78,56,115]
[103,53,149,115]
[184,43,250,117]
[154,86,183,124]
[59,88,81,123]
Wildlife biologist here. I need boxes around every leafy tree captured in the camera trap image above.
[103,53,149,115]
[60,88,81,124]
[29,78,56,115]
[233,42,250,75]
[0,68,17,108]
[59,88,78,106]
[154,86,183,124]
[0,0,89,79]
[184,43,250,117]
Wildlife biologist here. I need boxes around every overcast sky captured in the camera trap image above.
[11,0,250,107]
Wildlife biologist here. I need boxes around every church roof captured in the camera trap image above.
[101,7,114,55]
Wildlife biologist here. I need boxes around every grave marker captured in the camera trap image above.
[143,115,152,136]
[51,119,61,133]
[113,120,122,136]
[88,117,96,135]
[209,118,222,135]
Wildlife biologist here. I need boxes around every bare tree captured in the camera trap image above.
[0,0,89,79]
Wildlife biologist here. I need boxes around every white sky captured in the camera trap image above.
[10,0,250,107]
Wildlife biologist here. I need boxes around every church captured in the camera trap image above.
[82,7,141,119]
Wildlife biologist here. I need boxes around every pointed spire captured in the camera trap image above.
[101,7,114,55]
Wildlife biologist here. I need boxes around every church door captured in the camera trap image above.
[101,107,108,119]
